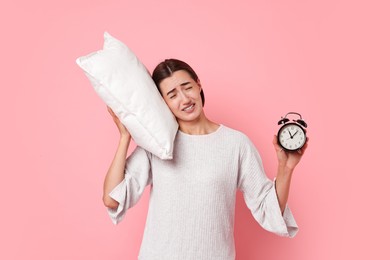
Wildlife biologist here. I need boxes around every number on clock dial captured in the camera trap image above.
[279,125,305,149]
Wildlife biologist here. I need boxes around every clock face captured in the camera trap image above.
[278,123,306,151]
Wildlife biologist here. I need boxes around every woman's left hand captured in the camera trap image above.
[272,135,309,170]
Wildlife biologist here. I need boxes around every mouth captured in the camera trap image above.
[182,103,195,111]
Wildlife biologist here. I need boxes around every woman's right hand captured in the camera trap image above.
[107,106,131,138]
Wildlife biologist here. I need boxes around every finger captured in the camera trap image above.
[107,107,118,119]
[272,135,279,149]
[107,106,114,115]
[272,135,284,152]
[300,141,309,155]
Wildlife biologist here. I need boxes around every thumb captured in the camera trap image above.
[273,135,281,151]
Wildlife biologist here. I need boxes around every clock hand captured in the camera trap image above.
[288,129,293,138]
[292,131,298,138]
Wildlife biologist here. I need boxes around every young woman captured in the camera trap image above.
[103,59,308,260]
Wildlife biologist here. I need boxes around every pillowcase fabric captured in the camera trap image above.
[76,32,178,160]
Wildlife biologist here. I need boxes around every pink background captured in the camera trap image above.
[1,0,389,259]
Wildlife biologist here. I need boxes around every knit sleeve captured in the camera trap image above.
[237,136,298,237]
[107,146,152,225]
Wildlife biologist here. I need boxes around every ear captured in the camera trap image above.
[197,80,202,89]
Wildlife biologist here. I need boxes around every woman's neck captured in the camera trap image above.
[178,116,220,135]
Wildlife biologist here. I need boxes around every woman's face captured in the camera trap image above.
[158,70,204,124]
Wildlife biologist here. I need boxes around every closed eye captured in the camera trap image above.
[169,94,177,99]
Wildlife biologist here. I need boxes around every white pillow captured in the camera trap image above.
[76,32,178,160]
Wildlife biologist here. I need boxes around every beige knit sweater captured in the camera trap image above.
[108,124,298,260]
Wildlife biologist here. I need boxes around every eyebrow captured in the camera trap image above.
[166,82,191,96]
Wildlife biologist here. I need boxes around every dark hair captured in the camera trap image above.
[152,59,205,106]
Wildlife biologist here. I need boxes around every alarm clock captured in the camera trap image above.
[277,112,307,152]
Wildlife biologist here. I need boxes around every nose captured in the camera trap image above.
[179,91,190,103]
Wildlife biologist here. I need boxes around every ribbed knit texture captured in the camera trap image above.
[108,125,298,260]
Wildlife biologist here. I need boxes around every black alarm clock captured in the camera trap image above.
[277,112,307,152]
